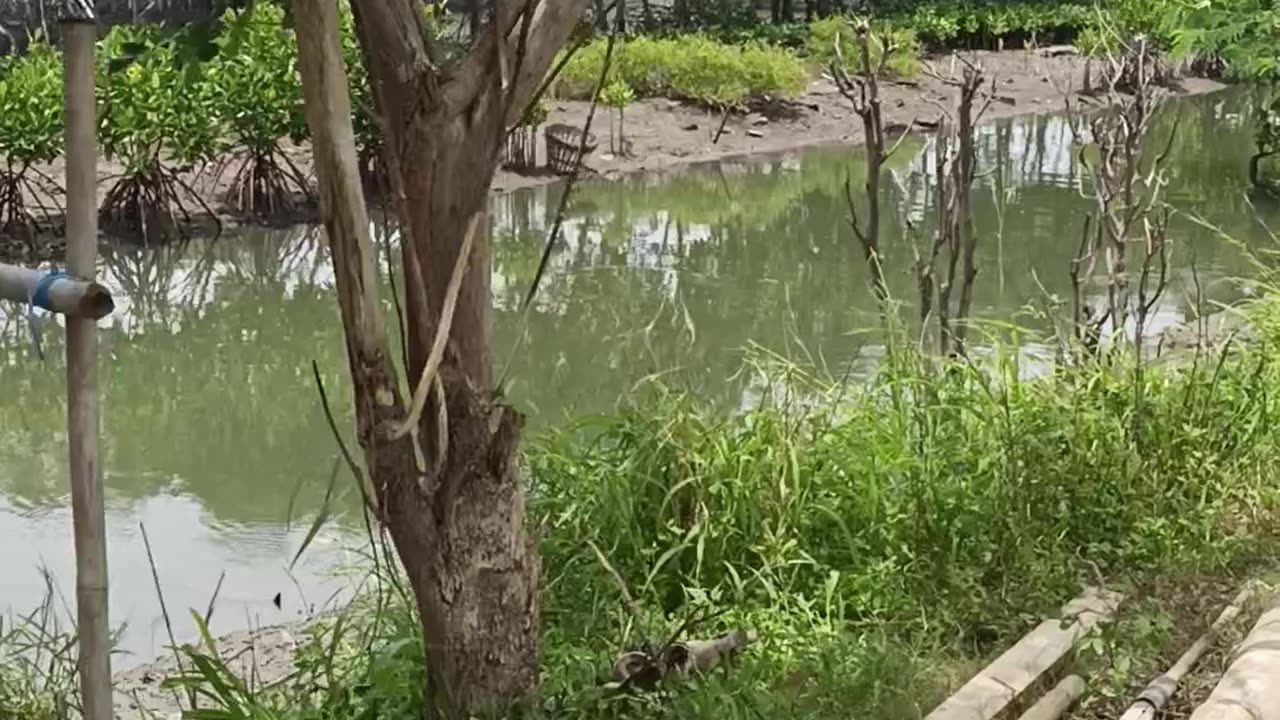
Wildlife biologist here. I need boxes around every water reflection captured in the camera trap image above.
[1,87,1275,664]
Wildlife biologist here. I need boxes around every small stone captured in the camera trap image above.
[666,100,680,110]
[682,122,699,131]
[752,116,769,126]
[719,127,733,135]
[747,129,764,138]
[599,153,615,161]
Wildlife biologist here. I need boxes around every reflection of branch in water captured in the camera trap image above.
[101,240,197,333]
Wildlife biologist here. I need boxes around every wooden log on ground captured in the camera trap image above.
[1016,675,1086,720]
[1189,601,1280,720]
[0,262,114,319]
[925,587,1124,720]
[1119,587,1252,720]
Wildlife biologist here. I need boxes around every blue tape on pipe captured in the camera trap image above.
[31,270,68,310]
[27,270,69,361]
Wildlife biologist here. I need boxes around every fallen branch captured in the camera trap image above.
[605,628,758,693]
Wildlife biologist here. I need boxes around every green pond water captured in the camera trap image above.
[1,88,1276,667]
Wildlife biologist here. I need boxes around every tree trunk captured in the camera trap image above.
[296,0,591,716]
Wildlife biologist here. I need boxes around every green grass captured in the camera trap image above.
[0,575,79,720]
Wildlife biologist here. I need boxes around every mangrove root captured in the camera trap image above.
[100,158,218,244]
[216,145,315,218]
[0,165,65,251]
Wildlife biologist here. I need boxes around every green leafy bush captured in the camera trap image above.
[98,26,221,175]
[208,1,311,215]
[600,79,635,154]
[0,41,62,169]
[97,25,222,240]
[1170,0,1280,79]
[806,17,921,78]
[0,38,64,238]
[902,2,1092,47]
[557,35,806,106]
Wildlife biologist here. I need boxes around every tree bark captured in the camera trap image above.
[296,0,590,717]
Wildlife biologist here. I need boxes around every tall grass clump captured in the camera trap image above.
[556,35,806,107]
[0,579,79,720]
[523,323,1280,716]
[75,312,1280,720]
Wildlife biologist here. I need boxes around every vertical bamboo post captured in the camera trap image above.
[61,3,113,720]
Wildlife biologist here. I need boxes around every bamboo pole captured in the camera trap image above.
[1189,602,1280,720]
[0,262,114,319]
[1119,587,1252,720]
[1016,675,1085,720]
[925,587,1123,720]
[61,4,113,720]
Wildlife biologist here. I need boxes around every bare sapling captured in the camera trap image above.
[1064,38,1177,361]
[915,54,995,358]
[829,19,916,313]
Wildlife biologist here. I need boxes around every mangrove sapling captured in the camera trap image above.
[208,2,313,218]
[600,79,635,156]
[97,29,222,243]
[0,39,65,251]
[914,54,996,358]
[829,19,917,314]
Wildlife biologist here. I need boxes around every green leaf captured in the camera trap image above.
[289,456,342,571]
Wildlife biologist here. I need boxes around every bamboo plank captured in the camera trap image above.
[925,587,1124,720]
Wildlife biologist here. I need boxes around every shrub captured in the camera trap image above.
[0,38,64,241]
[806,17,921,78]
[97,25,221,240]
[557,35,806,106]
[208,1,312,216]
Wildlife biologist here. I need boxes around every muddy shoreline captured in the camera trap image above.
[0,48,1226,264]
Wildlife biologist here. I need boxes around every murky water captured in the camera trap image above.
[1,88,1276,667]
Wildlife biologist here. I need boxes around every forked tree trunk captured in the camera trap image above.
[294,0,590,717]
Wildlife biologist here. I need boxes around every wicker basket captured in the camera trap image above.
[545,123,596,175]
